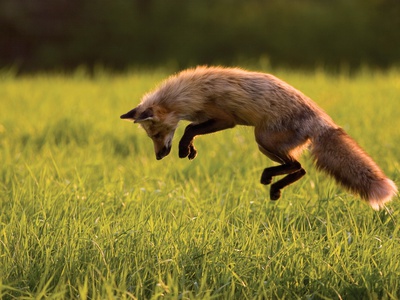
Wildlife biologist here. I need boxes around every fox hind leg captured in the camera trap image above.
[270,168,306,200]
[260,158,306,200]
[256,128,308,200]
[260,160,303,185]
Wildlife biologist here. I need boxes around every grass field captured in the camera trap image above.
[1,67,400,299]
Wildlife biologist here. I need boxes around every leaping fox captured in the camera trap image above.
[121,66,397,210]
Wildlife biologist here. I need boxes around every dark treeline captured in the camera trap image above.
[1,0,399,72]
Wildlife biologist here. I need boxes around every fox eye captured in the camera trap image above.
[152,133,162,139]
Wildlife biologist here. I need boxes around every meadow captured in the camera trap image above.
[0,67,400,299]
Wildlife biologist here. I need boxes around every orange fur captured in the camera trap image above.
[312,128,397,209]
[121,66,397,209]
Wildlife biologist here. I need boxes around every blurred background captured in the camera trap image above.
[1,0,399,73]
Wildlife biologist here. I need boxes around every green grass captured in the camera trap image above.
[1,67,400,299]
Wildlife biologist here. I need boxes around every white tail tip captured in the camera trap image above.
[368,178,398,210]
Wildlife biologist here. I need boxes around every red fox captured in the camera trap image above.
[121,66,397,210]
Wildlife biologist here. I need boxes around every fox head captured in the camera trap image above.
[121,105,179,160]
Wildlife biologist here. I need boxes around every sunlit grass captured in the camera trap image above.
[0,68,399,299]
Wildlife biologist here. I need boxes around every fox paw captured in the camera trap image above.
[188,144,197,160]
[260,170,273,185]
[270,187,281,201]
[179,143,197,160]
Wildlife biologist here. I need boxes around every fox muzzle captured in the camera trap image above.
[156,145,172,160]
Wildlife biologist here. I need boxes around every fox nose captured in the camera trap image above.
[156,146,171,160]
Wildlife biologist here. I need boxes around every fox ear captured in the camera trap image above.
[120,108,138,120]
[134,107,154,123]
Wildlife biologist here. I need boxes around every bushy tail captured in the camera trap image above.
[311,127,397,210]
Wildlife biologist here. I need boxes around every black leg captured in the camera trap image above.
[187,143,197,160]
[269,168,306,200]
[255,127,309,201]
[179,119,235,159]
[260,161,302,185]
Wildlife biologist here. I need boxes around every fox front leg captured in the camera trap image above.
[187,143,198,160]
[179,119,236,160]
[179,123,198,160]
